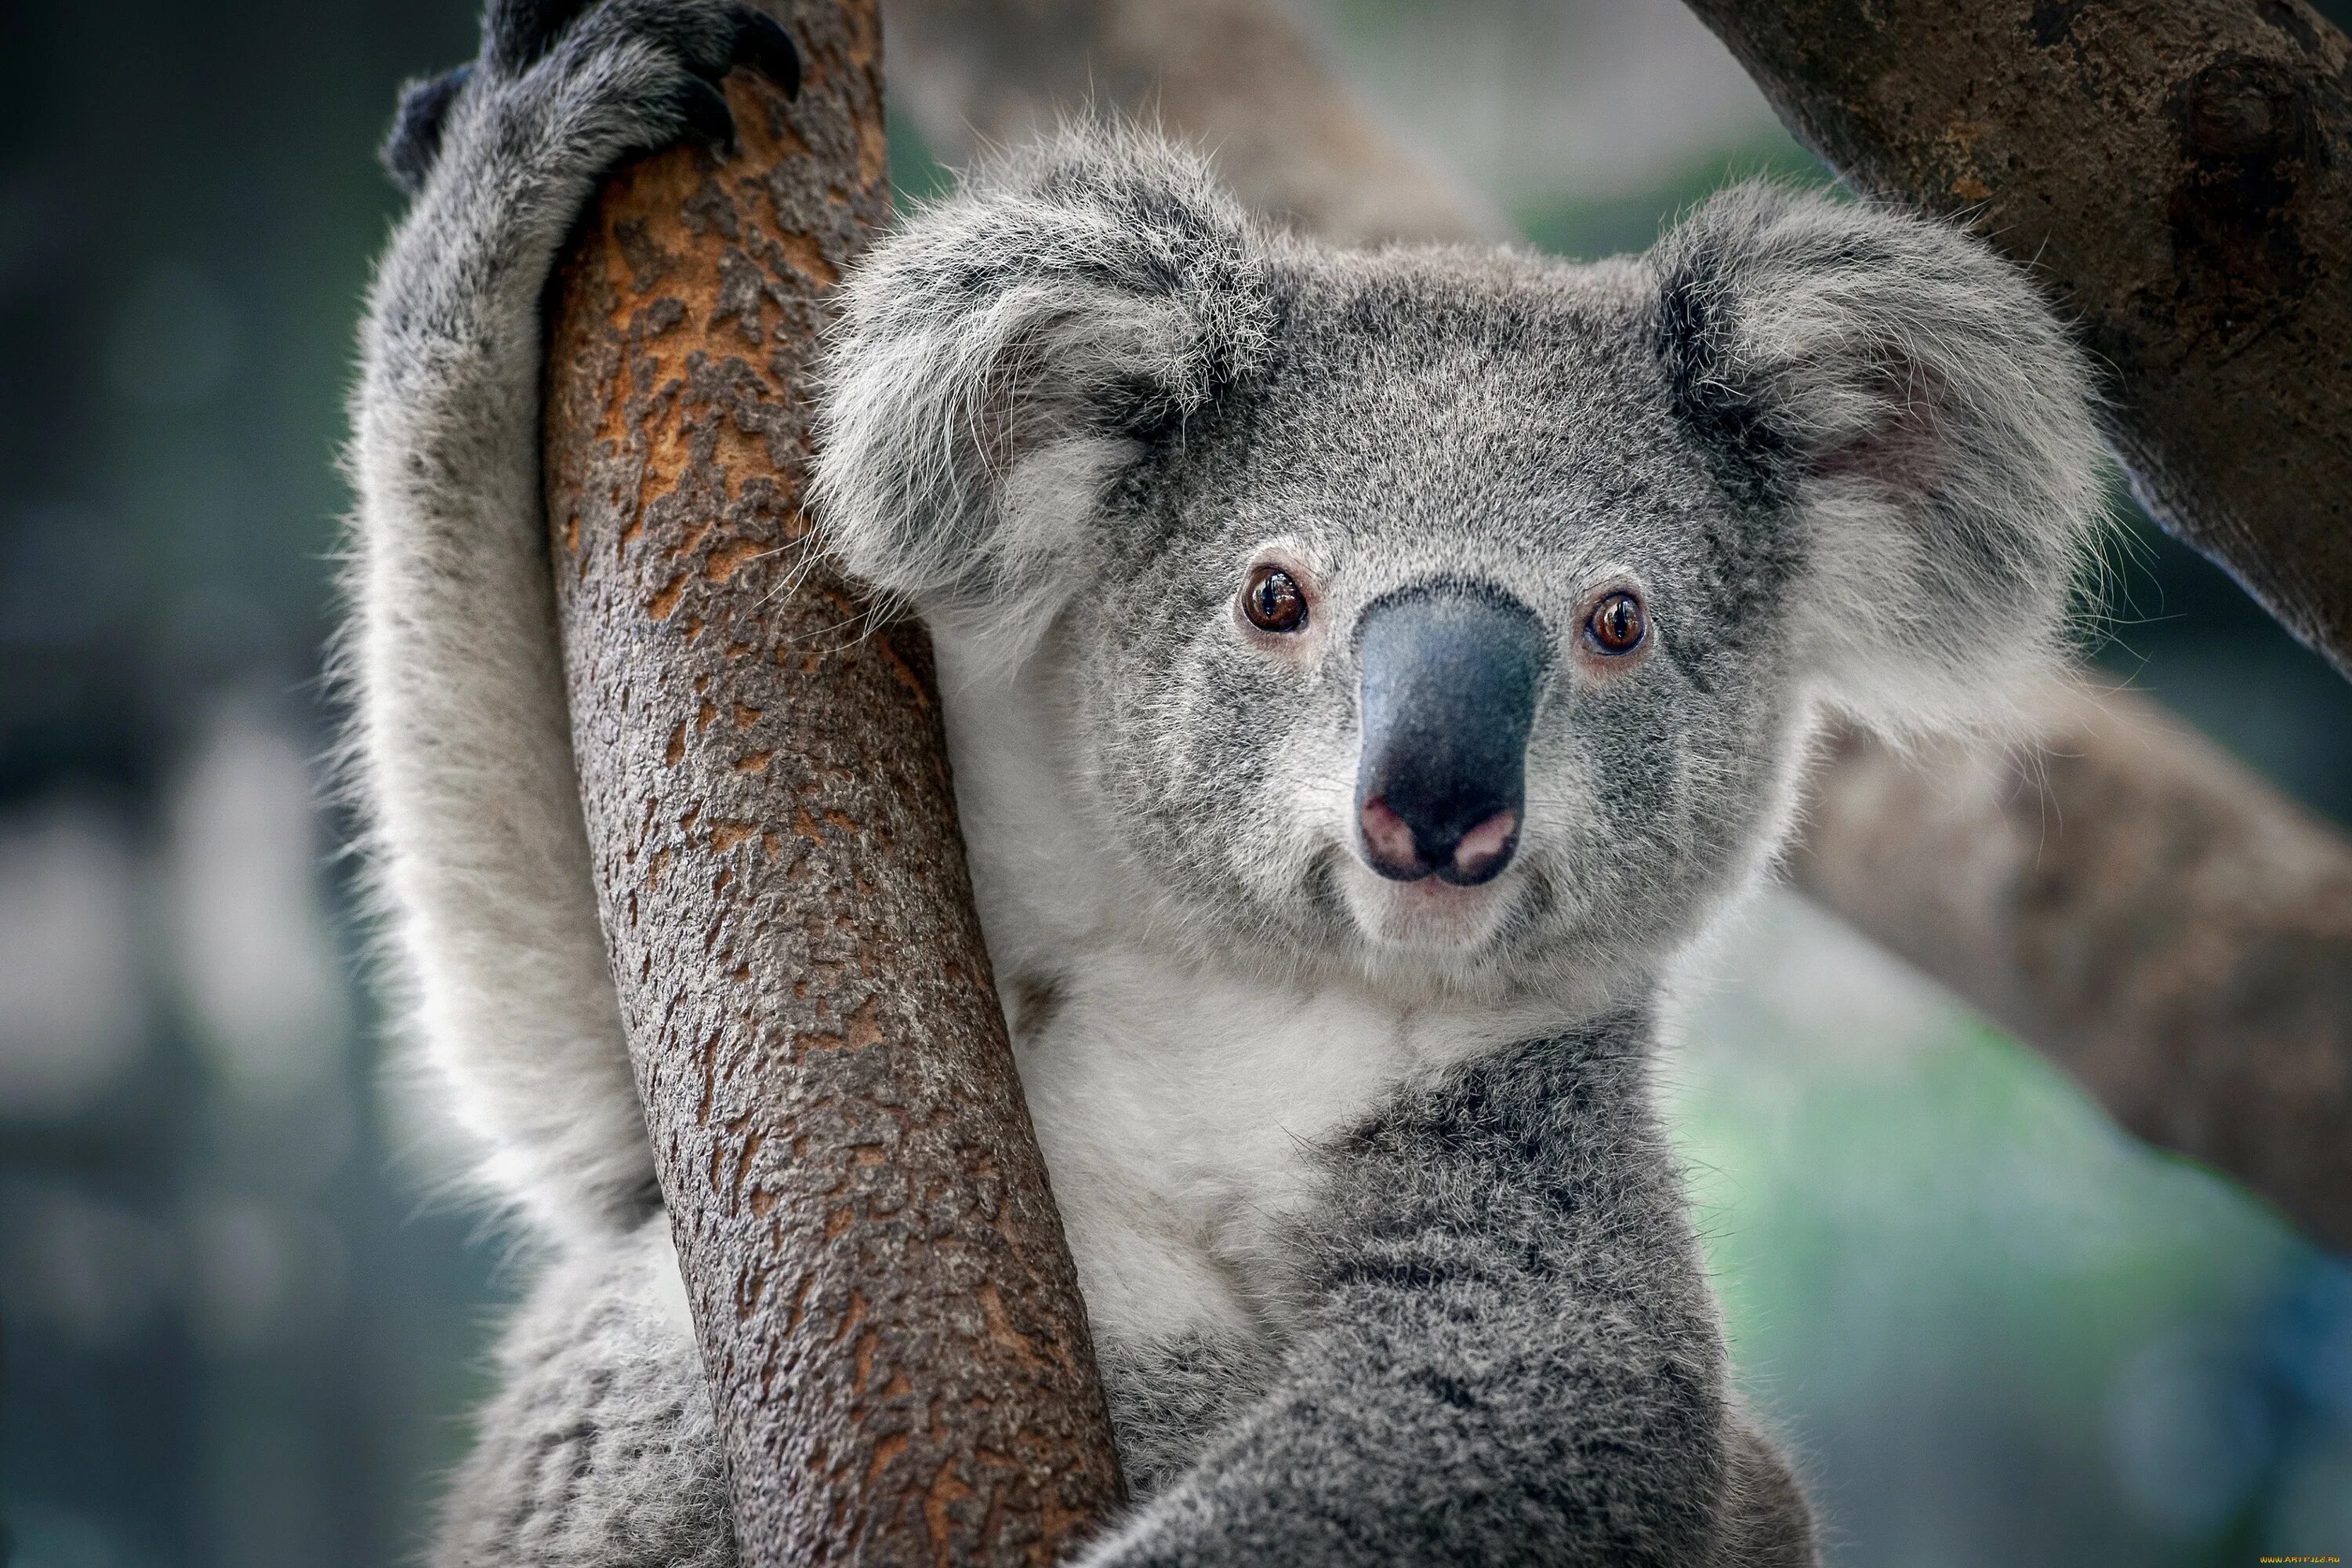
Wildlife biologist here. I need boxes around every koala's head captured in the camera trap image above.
[815,131,2104,997]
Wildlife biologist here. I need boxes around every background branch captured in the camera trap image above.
[540,2,1123,1559]
[1795,688,2352,1249]
[1681,0,2352,683]
[887,0,1506,245]
[886,0,2352,1251]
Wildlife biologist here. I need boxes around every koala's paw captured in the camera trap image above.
[381,0,800,197]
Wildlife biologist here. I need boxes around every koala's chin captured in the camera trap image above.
[1337,858,1515,956]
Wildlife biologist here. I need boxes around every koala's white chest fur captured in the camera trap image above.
[1011,948,1445,1348]
[935,639,1555,1354]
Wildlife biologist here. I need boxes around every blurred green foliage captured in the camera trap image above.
[1672,898,2352,1564]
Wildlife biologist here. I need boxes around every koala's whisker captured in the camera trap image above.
[750,534,832,609]
[774,612,872,649]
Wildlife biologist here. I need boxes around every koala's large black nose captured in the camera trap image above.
[1355,586,1545,886]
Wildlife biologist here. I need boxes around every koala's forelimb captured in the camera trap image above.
[434,1029,1809,1568]
[360,2,1137,1562]
[349,0,802,1243]
[1075,1018,1802,1568]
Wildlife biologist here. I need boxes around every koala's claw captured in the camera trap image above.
[382,64,471,197]
[485,0,798,93]
[730,9,802,101]
[675,76,738,153]
[382,2,800,195]
[670,12,803,151]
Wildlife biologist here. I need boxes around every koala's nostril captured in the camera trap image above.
[1357,798,1520,884]
[1446,808,1519,886]
[1359,796,1425,879]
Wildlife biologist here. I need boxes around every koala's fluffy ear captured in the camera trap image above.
[1653,185,2107,734]
[814,129,1273,645]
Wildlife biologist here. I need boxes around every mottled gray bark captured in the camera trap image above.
[885,0,2352,1253]
[540,2,1125,1561]
[1682,0,2352,682]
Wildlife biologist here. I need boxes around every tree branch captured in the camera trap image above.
[1793,688,2352,1249]
[886,0,2352,1252]
[886,0,1507,246]
[1680,0,2352,683]
[540,2,1124,1560]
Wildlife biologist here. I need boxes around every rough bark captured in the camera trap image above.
[539,3,1125,1563]
[1679,0,2352,682]
[1793,689,2352,1250]
[885,0,2352,1253]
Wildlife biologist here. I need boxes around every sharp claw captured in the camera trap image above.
[677,75,736,151]
[733,9,802,100]
[383,63,474,195]
[484,0,583,74]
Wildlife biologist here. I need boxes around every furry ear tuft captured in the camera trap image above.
[814,128,1274,648]
[1653,184,2110,734]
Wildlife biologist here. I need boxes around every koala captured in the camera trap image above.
[349,2,2107,1564]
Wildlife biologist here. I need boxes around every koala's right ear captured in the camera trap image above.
[814,129,1274,644]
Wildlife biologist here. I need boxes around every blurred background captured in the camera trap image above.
[2,2,2348,1564]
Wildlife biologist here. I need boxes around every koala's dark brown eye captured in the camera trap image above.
[1588,590,1646,654]
[1243,564,1308,633]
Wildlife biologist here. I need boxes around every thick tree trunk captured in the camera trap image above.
[538,3,1125,1562]
[886,0,2352,1253]
[1680,0,2352,683]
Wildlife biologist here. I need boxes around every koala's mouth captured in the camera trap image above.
[1337,858,1520,956]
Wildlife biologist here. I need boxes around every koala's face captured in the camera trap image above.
[1066,250,1799,990]
[817,132,2103,1000]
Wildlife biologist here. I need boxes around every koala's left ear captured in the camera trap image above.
[814,129,1274,648]
[1653,185,2108,733]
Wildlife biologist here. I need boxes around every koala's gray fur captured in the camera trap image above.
[431,1218,735,1568]
[348,5,2105,1564]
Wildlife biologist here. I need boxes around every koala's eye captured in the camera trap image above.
[1587,590,1646,654]
[1243,564,1308,633]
